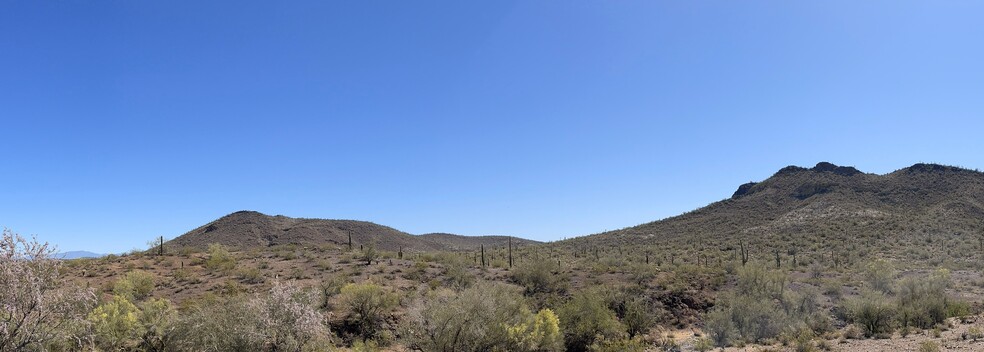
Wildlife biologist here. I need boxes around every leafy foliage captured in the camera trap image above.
[337,282,397,340]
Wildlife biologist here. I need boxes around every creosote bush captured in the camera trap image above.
[205,243,236,272]
[511,260,570,308]
[113,270,156,301]
[704,264,827,347]
[337,282,398,341]
[556,290,625,352]
[404,282,563,352]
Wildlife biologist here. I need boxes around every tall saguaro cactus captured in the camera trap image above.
[508,237,513,268]
[739,240,749,266]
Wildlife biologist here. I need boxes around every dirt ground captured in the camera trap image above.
[671,317,984,352]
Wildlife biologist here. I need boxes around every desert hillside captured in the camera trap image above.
[556,162,984,269]
[166,210,538,252]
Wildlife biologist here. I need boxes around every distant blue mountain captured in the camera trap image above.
[55,251,104,259]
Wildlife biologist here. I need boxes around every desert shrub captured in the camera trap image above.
[705,264,800,346]
[557,291,626,352]
[238,266,265,284]
[791,326,816,352]
[137,298,178,352]
[0,230,96,351]
[89,295,142,350]
[821,279,842,299]
[735,264,786,299]
[862,259,895,294]
[588,336,647,352]
[254,282,332,350]
[692,336,713,352]
[846,290,896,338]
[173,295,264,351]
[174,282,330,351]
[918,340,940,352]
[403,260,429,282]
[603,287,661,338]
[205,243,236,272]
[113,270,156,301]
[404,282,560,352]
[896,269,953,329]
[618,297,656,338]
[725,293,788,342]
[337,282,398,340]
[841,324,862,339]
[319,275,347,310]
[507,308,564,352]
[442,260,475,290]
[511,260,570,308]
[705,307,737,347]
[361,243,378,265]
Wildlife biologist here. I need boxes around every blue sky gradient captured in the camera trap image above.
[2,1,983,253]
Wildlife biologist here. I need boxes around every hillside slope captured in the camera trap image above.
[167,211,536,252]
[557,162,984,268]
[418,233,540,251]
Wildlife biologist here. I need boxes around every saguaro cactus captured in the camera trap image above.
[739,240,749,266]
[508,237,513,268]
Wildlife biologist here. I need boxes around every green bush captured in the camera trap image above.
[918,340,940,352]
[556,291,625,352]
[137,298,177,352]
[588,336,647,352]
[173,295,264,351]
[361,243,378,265]
[847,290,896,338]
[113,270,156,301]
[705,307,736,347]
[89,295,142,350]
[511,260,570,308]
[704,264,801,346]
[692,336,713,352]
[897,269,952,329]
[337,282,398,340]
[508,308,564,352]
[404,282,561,352]
[863,259,895,294]
[442,261,475,290]
[205,243,236,272]
[602,287,660,338]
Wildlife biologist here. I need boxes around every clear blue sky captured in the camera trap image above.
[2,1,983,253]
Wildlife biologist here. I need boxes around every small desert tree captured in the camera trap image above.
[361,243,378,265]
[0,229,96,351]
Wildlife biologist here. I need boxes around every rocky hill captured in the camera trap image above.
[418,233,540,251]
[556,162,984,268]
[166,211,536,252]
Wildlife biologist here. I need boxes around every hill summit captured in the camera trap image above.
[560,162,984,267]
[167,211,538,252]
